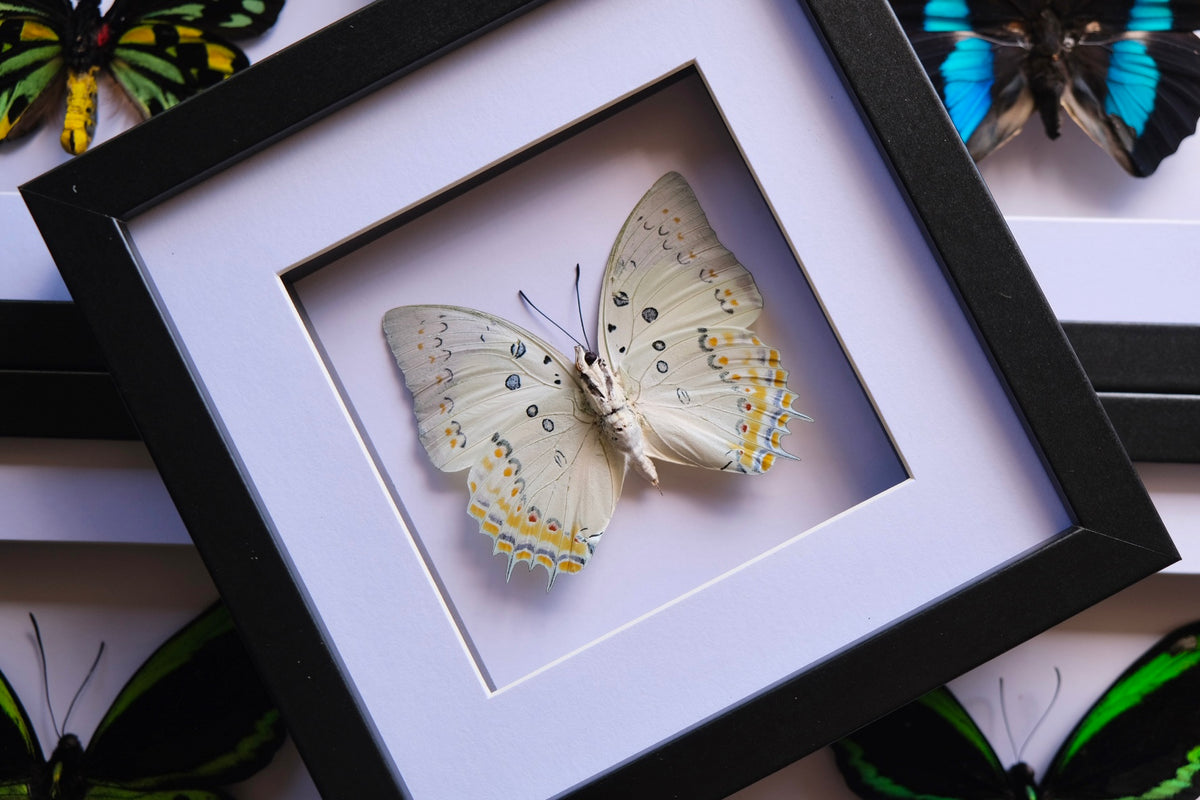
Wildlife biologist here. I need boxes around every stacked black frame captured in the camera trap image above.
[17,0,1179,798]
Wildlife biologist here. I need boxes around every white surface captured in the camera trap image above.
[733,571,1200,799]
[0,439,187,544]
[0,542,318,800]
[0,1,370,301]
[1147,463,1200,574]
[115,1,1071,797]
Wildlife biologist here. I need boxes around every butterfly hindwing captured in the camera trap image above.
[79,603,285,798]
[600,172,802,474]
[384,305,625,585]
[1040,620,1200,800]
[1063,31,1200,177]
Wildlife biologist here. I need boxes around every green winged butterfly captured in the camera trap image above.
[0,0,284,154]
[0,602,286,799]
[833,620,1200,800]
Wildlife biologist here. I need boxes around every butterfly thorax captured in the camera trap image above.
[1023,8,1072,139]
[65,0,108,71]
[1006,761,1040,800]
[573,346,659,487]
[38,733,86,800]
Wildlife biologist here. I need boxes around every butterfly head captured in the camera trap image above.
[43,733,86,800]
[1005,761,1038,800]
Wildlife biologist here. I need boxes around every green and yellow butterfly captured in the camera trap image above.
[0,0,283,154]
[833,620,1200,800]
[0,602,286,799]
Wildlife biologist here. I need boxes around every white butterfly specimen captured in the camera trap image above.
[383,172,809,588]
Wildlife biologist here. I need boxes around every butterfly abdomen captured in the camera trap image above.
[60,66,99,154]
[574,346,659,487]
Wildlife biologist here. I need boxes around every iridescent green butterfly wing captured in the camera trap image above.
[0,0,283,154]
[0,1,69,144]
[833,620,1200,800]
[0,658,44,798]
[0,602,285,800]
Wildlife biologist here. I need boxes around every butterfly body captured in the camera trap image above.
[892,0,1200,175]
[384,172,809,588]
[0,604,285,800]
[834,621,1200,800]
[573,345,660,487]
[0,0,284,154]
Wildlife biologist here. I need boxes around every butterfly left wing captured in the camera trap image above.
[384,305,626,586]
[0,1,68,144]
[599,172,805,474]
[80,603,285,798]
[0,657,45,799]
[101,0,284,119]
[1039,620,1200,800]
[888,1,1036,161]
[832,686,1020,800]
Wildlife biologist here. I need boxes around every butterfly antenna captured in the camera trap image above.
[519,288,587,350]
[573,264,592,353]
[30,614,63,740]
[60,640,105,736]
[999,676,1019,763]
[1016,668,1062,764]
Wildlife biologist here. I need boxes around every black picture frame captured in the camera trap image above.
[18,1,1177,798]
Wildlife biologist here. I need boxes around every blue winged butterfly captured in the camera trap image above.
[0,0,284,155]
[889,0,1200,175]
[0,603,286,799]
[833,619,1200,800]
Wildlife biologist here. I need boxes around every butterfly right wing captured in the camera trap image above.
[888,1,1035,161]
[384,305,626,586]
[102,0,285,120]
[81,603,285,798]
[0,1,69,143]
[1040,620,1200,800]
[832,687,1017,800]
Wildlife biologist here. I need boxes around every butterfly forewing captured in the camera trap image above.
[81,604,285,795]
[384,305,625,585]
[1040,621,1200,800]
[114,0,284,36]
[601,172,801,474]
[833,687,1019,800]
[0,666,43,798]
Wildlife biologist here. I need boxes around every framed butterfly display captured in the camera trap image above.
[888,0,1200,176]
[21,0,1177,798]
[0,602,287,800]
[833,617,1200,800]
[382,172,812,589]
[0,0,285,156]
